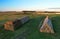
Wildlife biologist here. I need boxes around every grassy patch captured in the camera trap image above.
[0,14,60,39]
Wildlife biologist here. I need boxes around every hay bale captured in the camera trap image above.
[20,16,29,24]
[4,21,14,31]
[40,16,54,33]
[4,16,30,31]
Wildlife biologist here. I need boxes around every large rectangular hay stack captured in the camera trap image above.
[4,16,30,31]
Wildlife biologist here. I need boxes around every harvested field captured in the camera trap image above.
[0,13,60,39]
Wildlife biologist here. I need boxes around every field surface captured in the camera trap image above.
[0,13,60,39]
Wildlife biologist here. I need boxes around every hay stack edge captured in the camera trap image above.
[4,16,30,31]
[40,16,55,33]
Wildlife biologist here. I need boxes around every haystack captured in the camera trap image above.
[4,16,30,31]
[40,16,54,33]
[4,21,14,31]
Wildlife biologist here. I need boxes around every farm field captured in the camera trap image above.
[0,13,60,39]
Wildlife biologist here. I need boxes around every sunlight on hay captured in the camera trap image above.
[40,16,55,33]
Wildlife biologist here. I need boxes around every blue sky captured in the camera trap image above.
[0,0,60,11]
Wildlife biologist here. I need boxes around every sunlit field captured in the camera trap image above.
[0,13,60,39]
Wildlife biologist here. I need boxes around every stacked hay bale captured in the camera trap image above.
[4,21,14,31]
[4,16,30,31]
[40,16,54,33]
